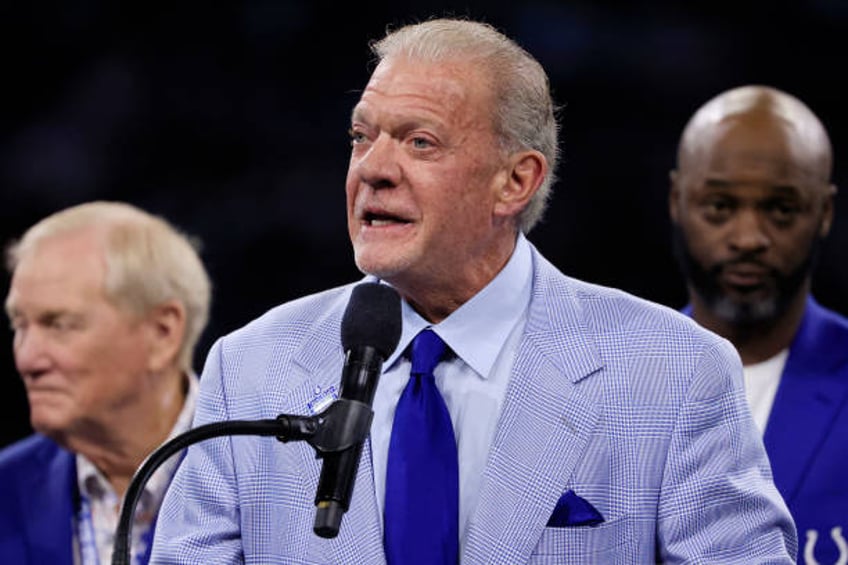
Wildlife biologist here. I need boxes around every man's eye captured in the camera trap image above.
[411,137,433,149]
[45,317,75,332]
[348,129,367,145]
[765,201,800,223]
[702,199,734,222]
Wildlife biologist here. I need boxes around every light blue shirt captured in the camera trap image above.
[371,233,533,553]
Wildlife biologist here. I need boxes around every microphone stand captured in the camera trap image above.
[110,398,374,565]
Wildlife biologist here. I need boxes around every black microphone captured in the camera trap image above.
[313,282,401,538]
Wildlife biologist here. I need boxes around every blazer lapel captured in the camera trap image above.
[764,298,848,503]
[463,253,603,563]
[289,293,387,565]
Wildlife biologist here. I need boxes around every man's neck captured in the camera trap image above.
[66,368,188,498]
[393,231,519,324]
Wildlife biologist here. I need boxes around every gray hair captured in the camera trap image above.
[6,201,212,372]
[371,18,560,233]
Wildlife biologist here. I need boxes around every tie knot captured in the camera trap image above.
[410,329,447,377]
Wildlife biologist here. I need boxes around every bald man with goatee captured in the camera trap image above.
[669,85,847,564]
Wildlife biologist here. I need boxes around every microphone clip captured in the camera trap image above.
[276,399,374,456]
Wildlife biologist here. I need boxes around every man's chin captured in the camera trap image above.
[31,421,65,441]
[709,294,779,326]
[353,249,408,281]
[29,408,70,438]
[721,284,773,304]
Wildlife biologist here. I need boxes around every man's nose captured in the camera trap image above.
[727,208,771,253]
[13,327,52,378]
[354,133,402,190]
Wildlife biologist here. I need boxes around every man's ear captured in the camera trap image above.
[144,300,187,373]
[494,150,547,219]
[669,169,681,223]
[820,183,837,237]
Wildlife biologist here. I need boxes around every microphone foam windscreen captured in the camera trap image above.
[341,283,402,358]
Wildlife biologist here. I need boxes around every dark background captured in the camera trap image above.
[2,0,847,448]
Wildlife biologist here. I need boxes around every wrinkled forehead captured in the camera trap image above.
[353,55,497,139]
[361,56,490,104]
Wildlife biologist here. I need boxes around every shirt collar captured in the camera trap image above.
[384,233,533,379]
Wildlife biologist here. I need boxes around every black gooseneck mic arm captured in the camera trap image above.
[111,399,374,565]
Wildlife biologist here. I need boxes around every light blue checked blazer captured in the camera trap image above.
[151,245,796,564]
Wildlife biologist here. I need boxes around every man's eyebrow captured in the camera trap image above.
[702,177,803,195]
[767,184,803,197]
[350,105,369,123]
[703,178,734,190]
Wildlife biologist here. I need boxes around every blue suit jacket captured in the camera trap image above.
[763,297,848,564]
[152,246,796,563]
[0,435,76,565]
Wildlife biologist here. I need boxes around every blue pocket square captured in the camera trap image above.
[546,490,604,527]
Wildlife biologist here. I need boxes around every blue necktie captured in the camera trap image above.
[384,329,459,565]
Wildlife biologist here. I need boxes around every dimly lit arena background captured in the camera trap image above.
[2,0,846,447]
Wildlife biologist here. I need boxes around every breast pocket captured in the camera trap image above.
[528,516,640,564]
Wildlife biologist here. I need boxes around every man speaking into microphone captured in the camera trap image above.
[152,17,795,564]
